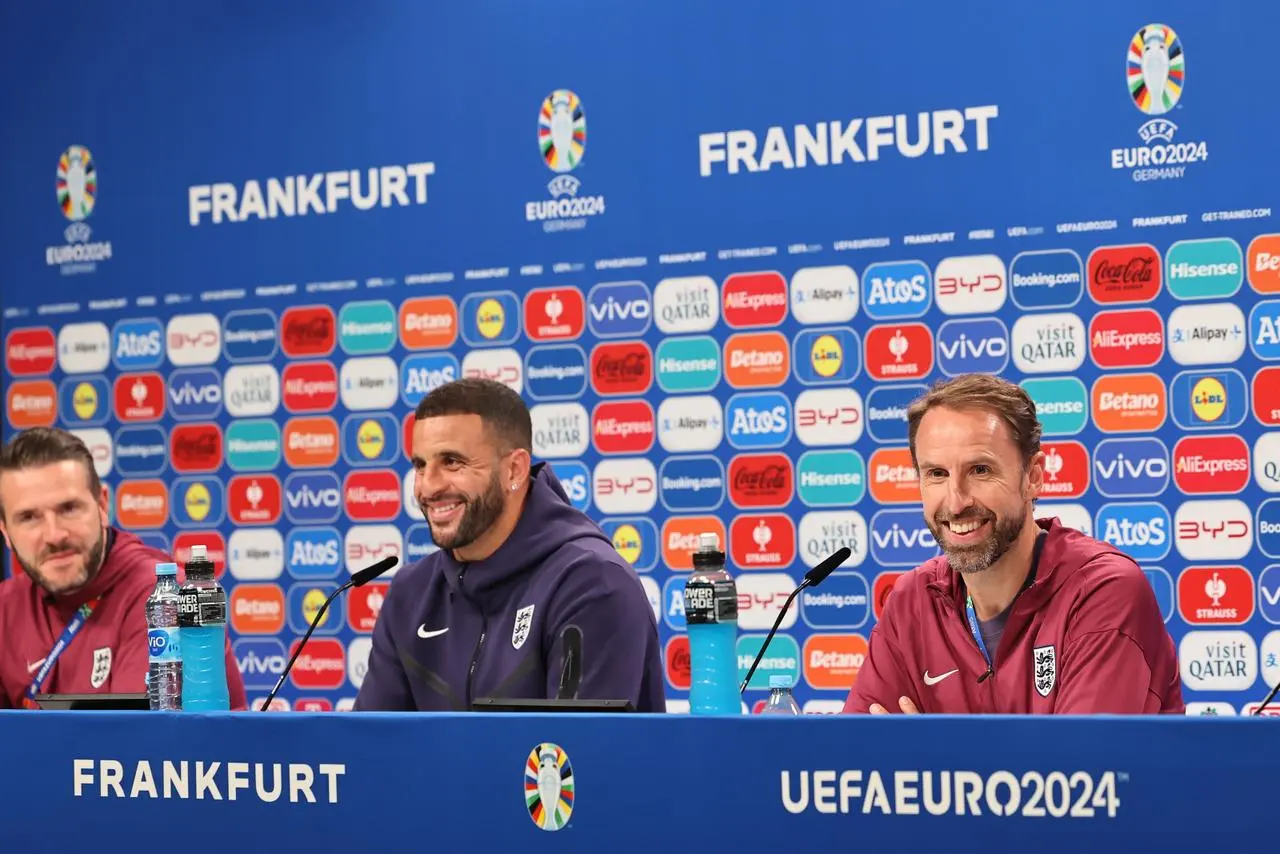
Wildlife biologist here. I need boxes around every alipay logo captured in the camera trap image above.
[659,455,725,512]
[1093,437,1169,497]
[111,319,164,371]
[799,572,870,630]
[284,471,343,525]
[285,527,343,579]
[1095,501,1171,561]
[796,450,865,507]
[1165,238,1243,301]
[1021,377,1088,436]
[524,344,588,400]
[861,260,931,319]
[338,300,397,355]
[587,281,652,338]
[936,317,1009,376]
[553,460,591,512]
[167,367,223,420]
[399,352,459,408]
[725,391,792,450]
[870,509,939,567]
[225,419,282,471]
[656,336,720,393]
[865,384,923,444]
[1008,250,1083,310]
[222,309,279,363]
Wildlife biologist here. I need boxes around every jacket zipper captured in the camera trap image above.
[458,565,488,707]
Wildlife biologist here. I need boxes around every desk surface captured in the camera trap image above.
[0,711,1270,849]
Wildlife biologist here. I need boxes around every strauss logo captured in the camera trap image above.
[1204,571,1227,607]
[888,330,909,363]
[753,519,773,552]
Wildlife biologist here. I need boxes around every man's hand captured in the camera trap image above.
[869,696,920,714]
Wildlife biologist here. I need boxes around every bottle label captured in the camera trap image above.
[684,579,738,625]
[148,628,181,663]
[177,587,226,627]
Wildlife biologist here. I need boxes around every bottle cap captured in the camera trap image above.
[769,674,793,689]
[697,532,720,552]
[189,544,207,561]
[155,562,178,577]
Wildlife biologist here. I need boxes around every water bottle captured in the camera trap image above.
[684,532,741,715]
[177,544,230,711]
[145,562,183,711]
[758,674,802,715]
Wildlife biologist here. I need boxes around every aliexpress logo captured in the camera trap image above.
[803,633,868,689]
[4,327,57,375]
[867,448,919,504]
[399,296,458,349]
[722,271,788,329]
[281,361,339,413]
[661,516,727,571]
[1091,373,1167,432]
[6,379,56,427]
[229,584,286,634]
[116,480,169,528]
[723,332,789,389]
[344,469,403,522]
[283,416,341,468]
[288,637,345,690]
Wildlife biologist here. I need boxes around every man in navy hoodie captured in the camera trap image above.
[355,378,666,712]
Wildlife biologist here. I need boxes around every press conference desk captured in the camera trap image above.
[0,711,1269,849]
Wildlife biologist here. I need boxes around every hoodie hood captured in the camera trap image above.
[438,461,613,606]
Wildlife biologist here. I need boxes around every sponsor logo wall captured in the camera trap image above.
[2,11,1278,715]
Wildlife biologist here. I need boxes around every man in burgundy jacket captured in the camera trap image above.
[844,375,1183,715]
[0,427,246,710]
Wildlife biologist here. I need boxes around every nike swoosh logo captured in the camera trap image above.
[27,658,46,674]
[923,668,959,686]
[417,626,449,639]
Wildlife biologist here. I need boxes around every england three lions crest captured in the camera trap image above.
[1033,644,1056,698]
[512,605,536,650]
[90,647,113,689]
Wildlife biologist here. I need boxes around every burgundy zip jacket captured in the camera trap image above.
[844,517,1184,714]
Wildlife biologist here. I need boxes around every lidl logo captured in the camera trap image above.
[523,287,586,341]
[869,508,938,567]
[112,426,168,477]
[225,419,282,471]
[799,572,870,630]
[659,455,725,513]
[222,308,279,362]
[1091,373,1167,432]
[1008,249,1083,310]
[287,583,343,637]
[661,515,726,571]
[865,384,924,444]
[524,344,588,400]
[1169,369,1247,431]
[722,271,788,329]
[737,633,800,691]
[1093,436,1169,498]
[863,324,932,381]
[399,352,459,408]
[1165,238,1243,301]
[338,300,397,355]
[461,291,520,346]
[170,477,226,528]
[342,413,399,467]
[553,460,591,512]
[1249,299,1280,361]
[587,281,652,339]
[1248,234,1280,294]
[796,449,866,507]
[599,517,658,572]
[936,317,1009,376]
[725,391,791,450]
[110,318,164,370]
[1095,501,1171,561]
[1021,377,1088,436]
[655,336,720,393]
[58,376,109,427]
[792,327,860,385]
[399,296,458,350]
[861,260,931,319]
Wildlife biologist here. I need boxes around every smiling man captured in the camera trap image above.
[0,427,245,709]
[355,378,664,712]
[843,374,1182,715]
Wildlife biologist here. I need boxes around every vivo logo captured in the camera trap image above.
[587,282,653,338]
[869,509,940,567]
[284,472,343,524]
[936,318,1009,376]
[1093,437,1169,498]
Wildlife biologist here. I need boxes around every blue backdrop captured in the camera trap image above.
[1,0,1278,714]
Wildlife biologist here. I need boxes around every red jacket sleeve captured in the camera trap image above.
[1054,560,1184,714]
[223,634,247,711]
[843,576,918,713]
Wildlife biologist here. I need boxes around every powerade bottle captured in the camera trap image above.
[145,562,183,710]
[177,544,230,711]
[684,532,740,715]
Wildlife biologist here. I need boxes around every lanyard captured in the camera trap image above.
[22,596,103,709]
[965,594,993,671]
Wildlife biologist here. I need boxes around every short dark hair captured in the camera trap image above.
[414,378,532,453]
[0,427,103,517]
[906,374,1042,469]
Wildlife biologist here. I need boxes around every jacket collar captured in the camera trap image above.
[925,516,1059,611]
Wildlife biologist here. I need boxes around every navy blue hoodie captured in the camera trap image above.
[354,462,666,712]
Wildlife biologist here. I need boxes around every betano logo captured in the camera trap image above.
[1091,373,1167,432]
[724,332,789,388]
[6,380,56,427]
[399,296,458,349]
[661,516,726,571]
[867,448,918,504]
[283,417,340,468]
[1248,234,1280,294]
[229,584,286,635]
[116,480,169,528]
[803,634,868,690]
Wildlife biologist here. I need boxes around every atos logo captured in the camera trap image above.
[228,475,283,526]
[865,384,923,445]
[112,426,168,477]
[1251,299,1280,361]
[460,290,520,346]
[111,319,164,370]
[870,509,939,567]
[1095,502,1171,561]
[587,281,652,338]
[170,477,227,528]
[1092,437,1169,498]
[167,368,223,420]
[792,327,860,385]
[553,460,591,512]
[1169,369,1248,431]
[58,377,110,427]
[341,413,400,467]
[222,309,279,362]
[400,352,460,408]
[662,576,689,631]
[284,472,343,525]
[861,260,931,319]
[234,638,288,691]
[725,391,792,450]
[524,344,588,401]
[800,572,870,630]
[599,517,659,572]
[936,318,1009,376]
[659,455,725,513]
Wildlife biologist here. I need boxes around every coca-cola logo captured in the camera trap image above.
[665,636,691,689]
[1087,245,1162,303]
[728,453,793,508]
[170,424,223,473]
[590,341,652,395]
[281,307,337,357]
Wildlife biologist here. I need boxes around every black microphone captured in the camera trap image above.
[1255,681,1280,716]
[555,625,583,700]
[739,547,851,694]
[259,555,398,711]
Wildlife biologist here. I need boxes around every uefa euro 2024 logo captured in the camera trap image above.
[1112,24,1204,182]
[48,144,112,273]
[527,89,605,232]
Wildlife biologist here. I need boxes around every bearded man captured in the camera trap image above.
[843,374,1182,715]
[355,378,664,712]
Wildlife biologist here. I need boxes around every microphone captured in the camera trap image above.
[555,625,583,700]
[1255,681,1280,716]
[739,547,851,694]
[258,555,398,711]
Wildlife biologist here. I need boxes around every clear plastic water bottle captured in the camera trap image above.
[177,544,230,711]
[146,562,183,711]
[758,674,802,715]
[684,532,741,715]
